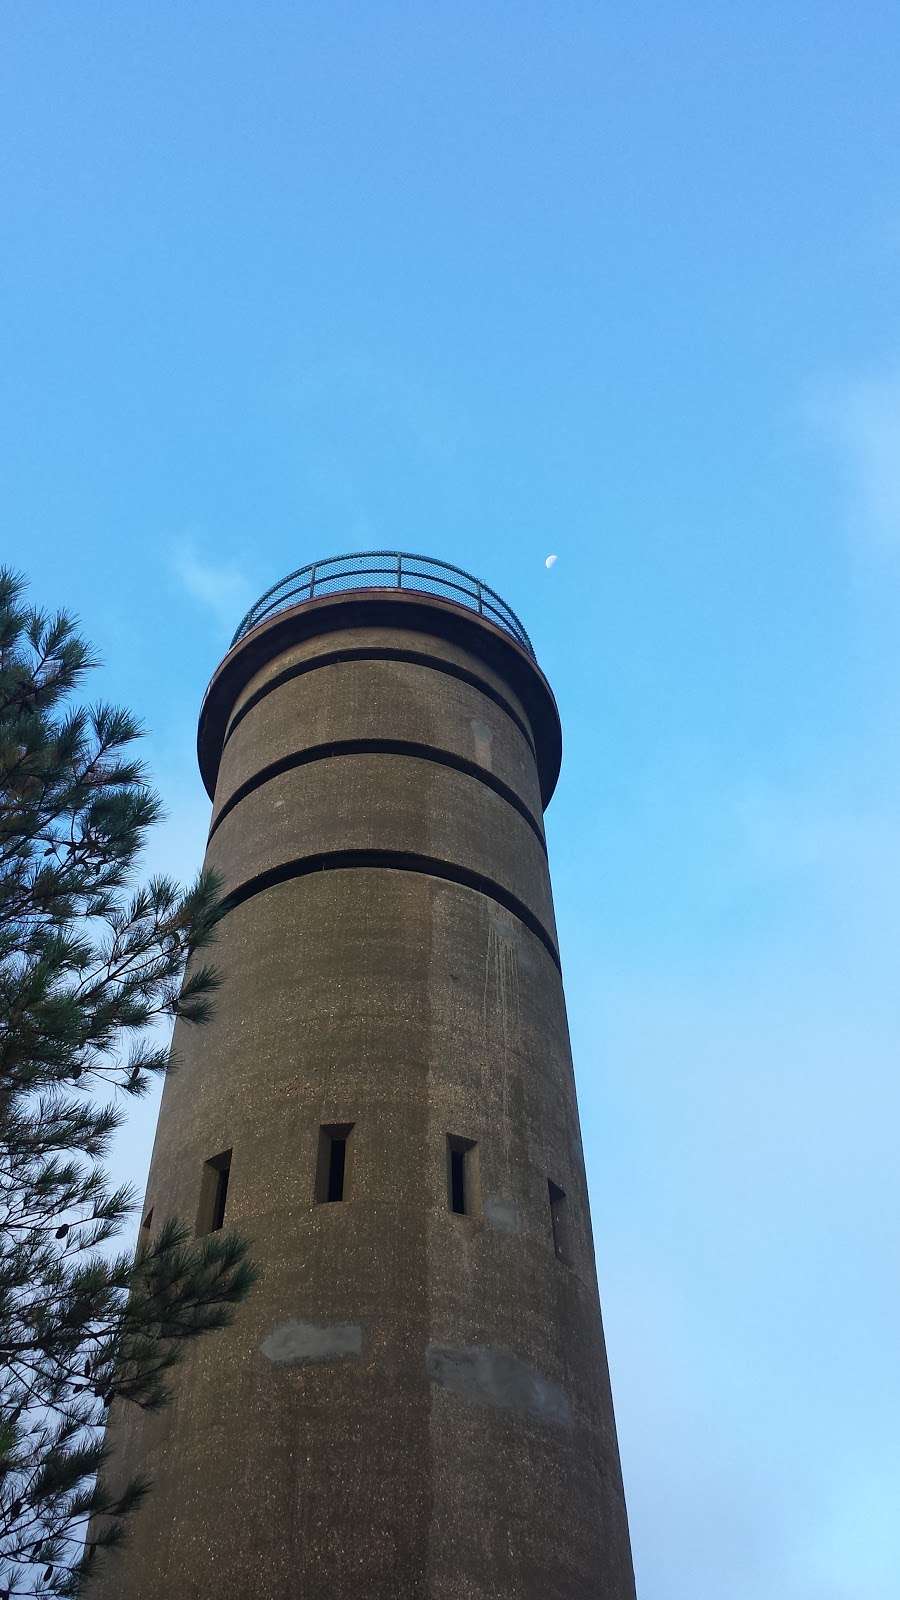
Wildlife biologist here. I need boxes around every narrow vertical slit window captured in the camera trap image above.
[447,1135,479,1216]
[548,1179,571,1263]
[211,1160,230,1231]
[327,1135,346,1202]
[197,1150,232,1236]
[141,1207,153,1233]
[449,1147,466,1214]
[315,1123,353,1204]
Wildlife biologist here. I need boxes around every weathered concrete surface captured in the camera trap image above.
[89,596,635,1600]
[213,626,544,830]
[425,1343,572,1426]
[205,751,557,940]
[197,596,562,806]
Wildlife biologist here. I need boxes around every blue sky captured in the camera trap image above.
[4,4,899,1594]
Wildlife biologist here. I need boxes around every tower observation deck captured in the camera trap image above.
[93,552,636,1599]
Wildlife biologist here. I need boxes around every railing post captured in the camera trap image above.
[396,553,403,589]
[309,564,316,601]
[477,581,484,615]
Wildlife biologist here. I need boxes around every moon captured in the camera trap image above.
[545,554,558,569]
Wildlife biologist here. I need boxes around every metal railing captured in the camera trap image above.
[230,551,535,658]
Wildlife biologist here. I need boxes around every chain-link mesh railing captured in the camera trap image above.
[230,552,535,658]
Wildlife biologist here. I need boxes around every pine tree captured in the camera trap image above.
[0,569,256,1597]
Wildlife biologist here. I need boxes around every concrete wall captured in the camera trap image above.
[90,598,635,1599]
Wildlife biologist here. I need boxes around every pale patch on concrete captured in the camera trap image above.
[425,1343,571,1426]
[261,1319,363,1366]
[484,1195,519,1232]
[487,903,518,940]
[484,912,521,1056]
[470,717,494,769]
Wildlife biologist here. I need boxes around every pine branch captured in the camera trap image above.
[0,568,255,1596]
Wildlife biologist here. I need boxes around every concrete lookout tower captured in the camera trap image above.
[96,552,636,1599]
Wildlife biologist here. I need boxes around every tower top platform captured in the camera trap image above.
[230,551,536,655]
[197,551,563,807]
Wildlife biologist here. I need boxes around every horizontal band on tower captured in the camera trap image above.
[208,739,547,851]
[222,646,538,759]
[218,850,562,972]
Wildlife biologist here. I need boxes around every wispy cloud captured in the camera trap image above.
[807,369,900,546]
[170,542,254,633]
